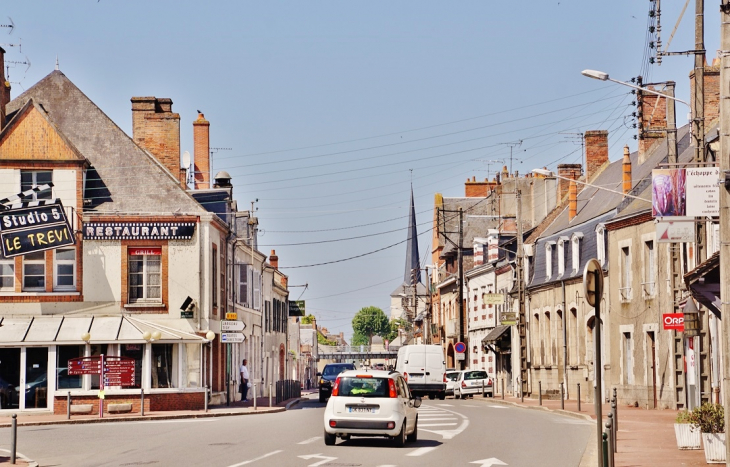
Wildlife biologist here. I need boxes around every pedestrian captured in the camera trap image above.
[240,359,250,402]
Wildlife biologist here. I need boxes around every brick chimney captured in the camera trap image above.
[0,47,9,130]
[637,83,668,164]
[557,163,581,200]
[465,176,499,197]
[568,179,577,220]
[690,60,720,128]
[270,250,278,269]
[193,113,210,190]
[622,145,632,195]
[131,97,180,178]
[584,130,609,182]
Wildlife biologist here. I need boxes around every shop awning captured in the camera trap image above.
[0,315,211,346]
[482,325,510,344]
[684,251,721,317]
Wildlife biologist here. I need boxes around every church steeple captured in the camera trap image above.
[404,186,421,285]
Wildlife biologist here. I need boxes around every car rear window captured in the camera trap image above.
[337,377,390,397]
[464,371,488,380]
[446,372,460,381]
[323,364,355,376]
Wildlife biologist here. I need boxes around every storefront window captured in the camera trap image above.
[120,344,142,389]
[152,344,175,388]
[24,347,48,409]
[56,345,83,389]
[0,348,20,409]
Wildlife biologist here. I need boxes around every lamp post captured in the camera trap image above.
[531,168,649,201]
[581,70,690,108]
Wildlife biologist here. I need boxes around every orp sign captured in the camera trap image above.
[663,313,684,331]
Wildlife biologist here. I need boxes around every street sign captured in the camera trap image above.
[289,300,305,316]
[221,320,246,332]
[455,352,465,361]
[221,332,246,343]
[500,312,517,326]
[454,342,466,353]
[225,312,238,320]
[482,293,504,305]
[663,313,685,331]
[68,356,102,375]
[583,258,603,307]
[181,310,194,319]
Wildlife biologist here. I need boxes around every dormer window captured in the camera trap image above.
[595,224,606,265]
[557,236,569,276]
[571,232,584,274]
[524,244,534,285]
[545,241,556,279]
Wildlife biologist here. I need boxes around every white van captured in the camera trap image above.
[395,345,446,400]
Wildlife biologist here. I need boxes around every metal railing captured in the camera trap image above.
[275,379,302,405]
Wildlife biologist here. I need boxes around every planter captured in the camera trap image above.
[702,432,726,464]
[674,423,701,450]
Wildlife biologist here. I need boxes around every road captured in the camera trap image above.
[0,395,591,466]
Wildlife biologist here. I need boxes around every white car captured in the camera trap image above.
[445,370,462,397]
[454,370,493,398]
[323,369,421,446]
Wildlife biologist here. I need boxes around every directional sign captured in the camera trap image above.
[68,356,102,375]
[221,320,246,332]
[221,332,246,343]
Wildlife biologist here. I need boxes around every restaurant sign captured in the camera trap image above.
[83,222,196,240]
[0,202,74,257]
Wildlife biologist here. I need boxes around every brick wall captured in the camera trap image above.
[690,63,720,127]
[557,163,581,200]
[584,130,608,182]
[465,176,499,197]
[193,113,210,190]
[131,97,181,179]
[53,391,204,415]
[638,87,667,163]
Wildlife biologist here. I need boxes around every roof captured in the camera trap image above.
[483,325,510,343]
[5,70,206,215]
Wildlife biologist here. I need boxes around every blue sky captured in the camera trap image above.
[4,1,720,340]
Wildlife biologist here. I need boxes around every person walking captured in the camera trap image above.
[240,359,250,402]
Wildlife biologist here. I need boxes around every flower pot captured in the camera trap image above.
[702,432,726,464]
[674,423,701,450]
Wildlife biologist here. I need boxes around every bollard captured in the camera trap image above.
[520,380,524,403]
[606,417,615,467]
[611,396,617,452]
[269,383,273,408]
[602,431,609,467]
[577,383,581,412]
[481,379,485,397]
[613,387,618,431]
[141,388,145,416]
[67,391,71,420]
[608,413,616,456]
[253,383,258,410]
[11,413,16,465]
[501,378,505,400]
[539,381,542,406]
[204,385,208,413]
[560,382,564,410]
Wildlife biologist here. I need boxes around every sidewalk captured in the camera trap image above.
[476,392,707,466]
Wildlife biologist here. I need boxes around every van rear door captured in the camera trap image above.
[425,350,445,385]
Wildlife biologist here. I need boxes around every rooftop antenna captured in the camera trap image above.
[499,140,523,175]
[559,132,584,171]
[210,147,232,185]
[0,37,21,53]
[474,159,505,181]
[0,17,14,34]
[5,55,31,77]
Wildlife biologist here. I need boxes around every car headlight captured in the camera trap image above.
[320,379,326,385]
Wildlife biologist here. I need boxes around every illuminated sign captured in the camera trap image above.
[83,222,195,240]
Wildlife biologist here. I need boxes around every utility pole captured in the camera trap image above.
[694,0,707,263]
[516,190,527,399]
[457,208,465,370]
[718,1,730,461]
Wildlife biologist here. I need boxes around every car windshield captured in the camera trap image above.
[464,371,488,380]
[337,377,389,397]
[323,365,354,377]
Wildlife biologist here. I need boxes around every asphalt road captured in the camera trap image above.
[0,395,591,466]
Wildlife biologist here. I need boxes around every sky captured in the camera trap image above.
[3,1,721,341]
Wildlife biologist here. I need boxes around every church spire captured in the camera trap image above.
[404,185,421,285]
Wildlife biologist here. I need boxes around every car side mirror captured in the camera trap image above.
[412,396,422,408]
[316,372,322,377]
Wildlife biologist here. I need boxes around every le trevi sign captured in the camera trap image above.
[0,202,75,257]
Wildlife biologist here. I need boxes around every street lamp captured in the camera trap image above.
[531,168,648,201]
[581,69,690,108]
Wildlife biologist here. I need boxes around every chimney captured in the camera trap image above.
[557,163,581,200]
[465,176,499,197]
[193,113,211,190]
[179,167,187,189]
[584,130,609,182]
[622,145,632,195]
[270,250,279,269]
[568,179,577,220]
[636,81,668,163]
[0,47,9,130]
[131,97,180,178]
[690,60,720,128]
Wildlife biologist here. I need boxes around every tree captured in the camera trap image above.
[351,306,390,346]
[351,331,369,347]
[386,318,412,342]
[301,314,315,325]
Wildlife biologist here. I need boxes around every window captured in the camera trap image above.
[253,270,261,311]
[557,237,568,275]
[237,264,249,306]
[119,344,142,389]
[643,240,655,297]
[23,251,45,291]
[212,245,218,308]
[220,247,226,313]
[57,345,83,389]
[623,332,634,384]
[621,246,631,300]
[0,257,14,291]
[545,242,555,279]
[596,224,606,265]
[571,232,583,274]
[152,344,175,388]
[20,170,52,200]
[54,247,75,290]
[128,247,161,303]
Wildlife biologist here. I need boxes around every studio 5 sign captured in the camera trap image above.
[663,313,684,331]
[0,202,75,258]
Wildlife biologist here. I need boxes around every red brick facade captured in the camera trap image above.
[584,130,608,183]
[131,97,181,178]
[53,391,204,415]
[193,113,210,190]
[690,62,720,127]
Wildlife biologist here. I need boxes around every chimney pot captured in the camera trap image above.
[569,180,578,220]
[622,145,632,195]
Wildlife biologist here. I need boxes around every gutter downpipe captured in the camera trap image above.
[562,280,568,400]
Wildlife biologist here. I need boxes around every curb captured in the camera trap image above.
[285,398,302,410]
[0,448,38,467]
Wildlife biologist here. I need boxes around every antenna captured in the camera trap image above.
[559,132,585,170]
[474,159,505,181]
[0,37,21,53]
[5,55,30,77]
[498,140,523,175]
[0,17,14,34]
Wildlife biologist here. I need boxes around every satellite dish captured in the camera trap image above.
[182,151,191,169]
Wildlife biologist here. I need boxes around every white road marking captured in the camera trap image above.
[420,422,458,427]
[132,418,218,424]
[436,403,454,407]
[418,417,457,421]
[407,446,439,457]
[489,405,509,409]
[298,436,321,444]
[298,453,338,467]
[227,450,283,467]
[470,458,508,466]
[419,405,470,440]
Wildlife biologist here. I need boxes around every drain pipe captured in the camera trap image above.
[562,280,568,400]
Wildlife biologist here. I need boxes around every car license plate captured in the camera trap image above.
[348,407,375,413]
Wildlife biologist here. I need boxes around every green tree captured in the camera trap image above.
[351,306,390,346]
[351,331,369,347]
[386,318,411,342]
[301,314,315,325]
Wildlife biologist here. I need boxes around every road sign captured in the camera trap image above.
[454,342,466,353]
[225,312,238,320]
[583,258,603,307]
[68,356,102,375]
[221,332,246,343]
[455,352,465,361]
[221,320,246,332]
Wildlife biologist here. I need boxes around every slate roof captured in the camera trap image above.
[5,70,206,214]
[439,197,499,257]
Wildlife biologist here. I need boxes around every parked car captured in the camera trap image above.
[323,369,421,446]
[395,345,446,400]
[445,370,462,397]
[372,363,386,371]
[318,363,356,403]
[454,370,492,399]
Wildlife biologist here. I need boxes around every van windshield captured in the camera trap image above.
[323,364,355,377]
[337,377,390,397]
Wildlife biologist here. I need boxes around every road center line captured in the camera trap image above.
[419,417,457,421]
[298,436,321,444]
[419,423,458,427]
[227,450,283,467]
[407,446,439,457]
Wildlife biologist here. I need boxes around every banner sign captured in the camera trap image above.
[500,312,517,326]
[652,167,719,218]
[656,218,695,243]
[663,313,684,331]
[289,300,305,316]
[482,293,504,305]
[128,247,162,256]
[0,202,74,257]
[83,222,195,240]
